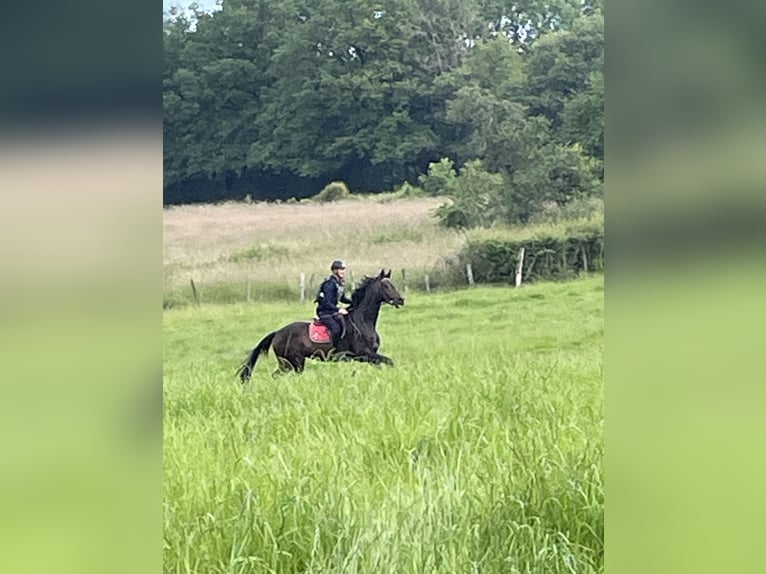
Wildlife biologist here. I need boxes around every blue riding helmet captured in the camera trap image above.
[330,259,346,270]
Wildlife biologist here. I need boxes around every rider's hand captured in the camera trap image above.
[339,308,348,315]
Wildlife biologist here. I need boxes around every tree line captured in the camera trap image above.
[163,0,603,225]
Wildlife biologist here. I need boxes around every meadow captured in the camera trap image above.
[163,196,601,306]
[163,274,604,573]
[163,197,461,296]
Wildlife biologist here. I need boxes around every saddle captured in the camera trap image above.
[309,316,346,344]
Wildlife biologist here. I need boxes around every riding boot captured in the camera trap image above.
[332,332,341,350]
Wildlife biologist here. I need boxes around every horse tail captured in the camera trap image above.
[237,331,276,382]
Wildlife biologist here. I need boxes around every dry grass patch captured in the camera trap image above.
[163,197,464,292]
[163,196,602,303]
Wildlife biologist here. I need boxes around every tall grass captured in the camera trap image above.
[163,197,464,294]
[163,197,604,307]
[163,276,604,573]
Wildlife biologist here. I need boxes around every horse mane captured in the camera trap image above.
[350,275,378,308]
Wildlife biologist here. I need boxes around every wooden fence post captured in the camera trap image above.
[190,278,200,305]
[515,247,525,288]
[424,274,430,293]
[246,278,252,303]
[401,269,408,292]
[598,241,605,270]
[581,245,588,274]
[300,272,306,304]
[466,264,474,285]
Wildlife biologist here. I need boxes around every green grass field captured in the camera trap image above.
[163,274,603,573]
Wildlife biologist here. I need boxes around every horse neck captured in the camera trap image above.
[356,304,380,328]
[353,289,382,326]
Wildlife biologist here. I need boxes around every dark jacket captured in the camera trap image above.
[316,275,352,315]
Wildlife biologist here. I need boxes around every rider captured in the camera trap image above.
[316,259,353,349]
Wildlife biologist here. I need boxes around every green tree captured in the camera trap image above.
[162,0,604,208]
[510,143,602,221]
[163,1,289,188]
[437,160,507,228]
[561,70,604,161]
[404,0,483,74]
[523,12,604,130]
[476,0,592,44]
[248,0,441,180]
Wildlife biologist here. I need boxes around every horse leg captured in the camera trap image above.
[348,354,386,367]
[332,349,350,361]
[276,353,305,374]
[369,352,395,367]
[273,356,293,377]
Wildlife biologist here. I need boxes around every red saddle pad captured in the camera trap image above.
[309,321,332,343]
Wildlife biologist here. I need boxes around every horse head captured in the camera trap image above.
[377,269,404,307]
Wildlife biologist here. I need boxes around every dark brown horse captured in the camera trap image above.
[237,269,404,380]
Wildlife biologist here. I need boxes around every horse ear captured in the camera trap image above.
[385,269,391,278]
[378,269,385,279]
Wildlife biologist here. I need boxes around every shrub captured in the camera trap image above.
[418,157,457,196]
[509,143,603,223]
[314,180,351,202]
[456,223,604,284]
[436,160,506,228]
[395,181,425,198]
[439,206,470,229]
[528,196,604,224]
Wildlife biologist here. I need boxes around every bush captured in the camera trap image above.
[418,157,457,196]
[456,224,604,284]
[439,206,470,229]
[436,160,506,228]
[528,196,604,224]
[395,181,425,198]
[314,180,351,202]
[509,143,603,223]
